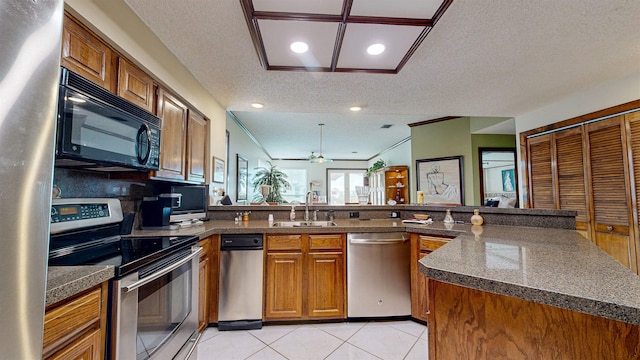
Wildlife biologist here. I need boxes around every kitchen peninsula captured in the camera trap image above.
[419,225,640,359]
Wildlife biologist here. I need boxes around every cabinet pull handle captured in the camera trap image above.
[606,226,614,231]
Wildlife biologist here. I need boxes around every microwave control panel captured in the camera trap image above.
[51,203,110,223]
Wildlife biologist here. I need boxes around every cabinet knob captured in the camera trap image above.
[606,225,614,231]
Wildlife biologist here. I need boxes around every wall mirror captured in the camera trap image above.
[236,154,248,202]
[479,148,518,207]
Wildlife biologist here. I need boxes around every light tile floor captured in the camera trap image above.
[197,320,427,360]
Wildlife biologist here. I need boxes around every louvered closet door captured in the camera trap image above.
[585,116,635,270]
[528,134,556,209]
[624,110,640,273]
[555,127,589,237]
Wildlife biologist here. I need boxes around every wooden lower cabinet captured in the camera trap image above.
[198,238,211,332]
[265,251,304,319]
[264,233,345,321]
[428,280,640,359]
[43,283,108,360]
[196,235,220,328]
[410,233,451,322]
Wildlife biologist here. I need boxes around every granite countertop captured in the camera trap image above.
[419,225,640,325]
[46,265,114,307]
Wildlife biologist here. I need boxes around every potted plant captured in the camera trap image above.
[251,161,291,203]
[366,159,386,178]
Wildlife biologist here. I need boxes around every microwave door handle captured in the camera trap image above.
[121,246,202,293]
[136,124,151,164]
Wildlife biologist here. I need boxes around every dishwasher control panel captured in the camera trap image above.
[220,233,263,250]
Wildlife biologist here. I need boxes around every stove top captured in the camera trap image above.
[49,235,198,277]
[48,198,198,277]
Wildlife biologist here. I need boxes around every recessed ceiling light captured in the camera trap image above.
[290,42,309,54]
[251,102,264,109]
[367,44,385,55]
[349,106,362,112]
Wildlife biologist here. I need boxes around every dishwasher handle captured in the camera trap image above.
[349,238,408,245]
[347,232,409,245]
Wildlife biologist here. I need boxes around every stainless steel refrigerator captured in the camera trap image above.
[0,1,63,358]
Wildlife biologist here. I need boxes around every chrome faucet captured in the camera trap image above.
[305,191,313,221]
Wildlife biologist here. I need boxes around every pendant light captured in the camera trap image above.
[309,123,333,163]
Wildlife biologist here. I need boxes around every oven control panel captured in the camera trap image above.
[51,203,110,223]
[50,198,124,234]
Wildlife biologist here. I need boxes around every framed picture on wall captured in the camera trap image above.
[502,169,515,192]
[236,155,248,201]
[213,156,225,183]
[416,155,464,205]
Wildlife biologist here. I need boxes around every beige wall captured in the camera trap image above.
[64,0,227,186]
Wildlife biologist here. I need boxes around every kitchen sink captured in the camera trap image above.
[272,221,337,227]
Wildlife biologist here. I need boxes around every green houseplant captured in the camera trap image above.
[366,159,386,178]
[251,161,291,203]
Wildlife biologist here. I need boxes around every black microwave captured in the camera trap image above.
[55,67,161,171]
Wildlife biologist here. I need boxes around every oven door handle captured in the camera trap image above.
[121,246,203,293]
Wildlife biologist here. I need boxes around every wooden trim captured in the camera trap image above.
[240,0,453,74]
[407,116,461,128]
[521,98,640,139]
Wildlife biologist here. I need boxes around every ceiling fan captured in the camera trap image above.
[309,123,333,163]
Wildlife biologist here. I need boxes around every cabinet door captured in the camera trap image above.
[46,328,102,360]
[117,58,154,112]
[264,252,303,320]
[555,127,590,236]
[207,235,220,324]
[307,252,344,318]
[187,111,208,183]
[155,88,188,180]
[527,134,556,209]
[585,116,635,270]
[61,14,114,91]
[198,252,210,332]
[410,234,449,322]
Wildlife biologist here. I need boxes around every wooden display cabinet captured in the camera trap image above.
[369,166,409,205]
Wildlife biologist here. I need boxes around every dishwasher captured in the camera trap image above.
[347,232,411,318]
[218,233,264,330]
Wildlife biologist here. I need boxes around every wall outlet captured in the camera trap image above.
[349,211,359,218]
[390,211,400,218]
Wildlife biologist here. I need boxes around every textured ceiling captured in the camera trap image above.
[123,0,640,160]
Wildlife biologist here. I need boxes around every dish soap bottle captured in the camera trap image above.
[290,206,296,221]
[443,209,454,224]
[470,209,484,226]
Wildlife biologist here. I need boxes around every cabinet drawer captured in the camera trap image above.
[267,235,303,250]
[309,234,343,250]
[43,287,102,352]
[419,236,450,251]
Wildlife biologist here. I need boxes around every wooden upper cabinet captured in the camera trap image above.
[154,88,188,180]
[117,58,154,113]
[61,14,114,91]
[187,111,208,183]
[527,134,555,209]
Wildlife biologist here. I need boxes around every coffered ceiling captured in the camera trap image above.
[241,0,451,73]
[117,0,640,161]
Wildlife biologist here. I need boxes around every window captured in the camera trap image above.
[280,168,307,203]
[328,169,366,204]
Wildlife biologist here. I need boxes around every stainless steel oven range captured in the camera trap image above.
[49,198,201,360]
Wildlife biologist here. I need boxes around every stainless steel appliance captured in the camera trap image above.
[0,1,62,358]
[347,232,411,318]
[56,67,161,171]
[49,198,201,359]
[218,234,264,330]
